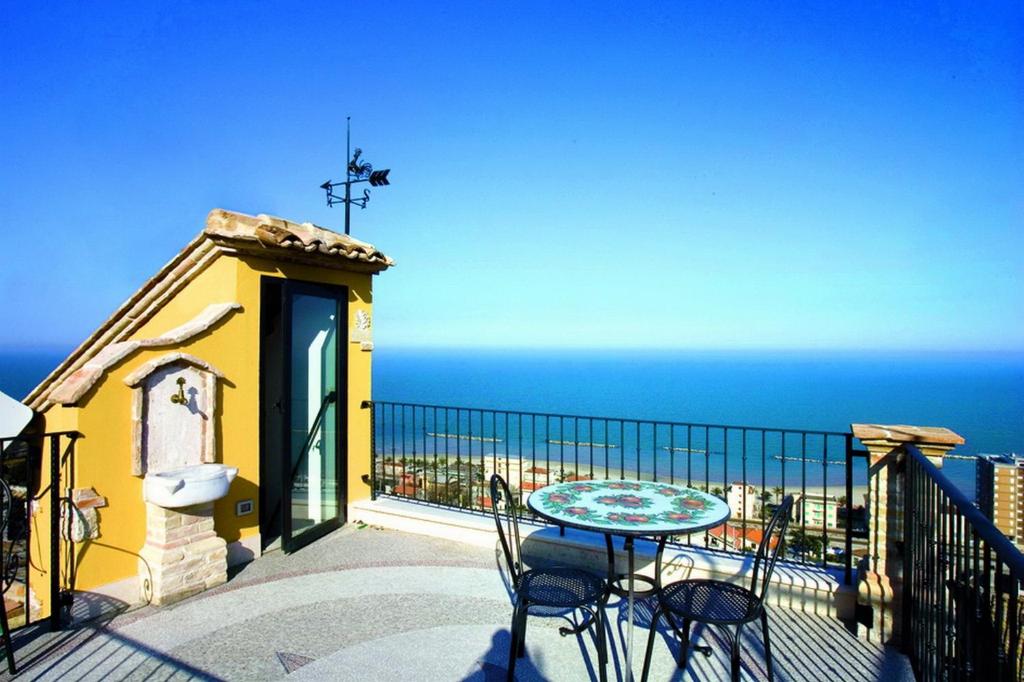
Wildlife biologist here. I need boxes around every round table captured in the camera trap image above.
[527,479,731,682]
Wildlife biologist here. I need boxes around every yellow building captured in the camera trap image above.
[23,208,392,613]
[976,454,1024,546]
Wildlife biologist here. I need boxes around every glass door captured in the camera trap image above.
[261,278,347,553]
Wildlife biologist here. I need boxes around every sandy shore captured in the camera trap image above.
[541,460,870,503]
[392,452,869,502]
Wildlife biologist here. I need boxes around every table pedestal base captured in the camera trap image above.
[602,535,656,682]
[608,573,657,598]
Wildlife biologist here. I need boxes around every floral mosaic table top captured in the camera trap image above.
[527,479,731,536]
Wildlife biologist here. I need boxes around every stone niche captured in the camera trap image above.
[124,353,224,476]
[124,353,230,605]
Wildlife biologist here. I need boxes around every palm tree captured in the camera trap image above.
[711,486,724,498]
[772,485,784,502]
[788,528,823,558]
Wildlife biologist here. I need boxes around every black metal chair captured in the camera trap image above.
[0,478,17,674]
[489,474,608,682]
[640,494,795,682]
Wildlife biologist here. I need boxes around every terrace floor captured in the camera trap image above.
[3,526,912,681]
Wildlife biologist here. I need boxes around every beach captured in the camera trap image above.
[387,452,871,505]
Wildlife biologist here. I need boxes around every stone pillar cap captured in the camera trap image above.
[851,423,965,446]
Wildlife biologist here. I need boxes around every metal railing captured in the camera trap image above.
[903,443,1024,681]
[367,400,868,583]
[0,431,78,631]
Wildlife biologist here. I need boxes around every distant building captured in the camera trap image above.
[380,462,405,475]
[726,482,758,519]
[976,454,1024,546]
[483,458,588,493]
[376,462,416,494]
[708,524,775,553]
[793,493,841,530]
[522,466,554,492]
[393,482,420,498]
[486,458,524,489]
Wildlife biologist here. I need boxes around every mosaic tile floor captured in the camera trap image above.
[2,526,912,681]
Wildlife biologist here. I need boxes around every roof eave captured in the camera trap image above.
[211,237,393,274]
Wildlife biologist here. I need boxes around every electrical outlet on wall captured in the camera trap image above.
[236,499,254,516]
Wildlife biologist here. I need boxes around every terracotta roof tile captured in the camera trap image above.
[205,209,394,271]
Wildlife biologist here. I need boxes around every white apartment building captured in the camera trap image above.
[726,482,758,519]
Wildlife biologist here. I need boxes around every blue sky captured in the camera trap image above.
[1,2,1021,352]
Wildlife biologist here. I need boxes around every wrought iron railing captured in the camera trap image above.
[367,400,868,583]
[904,443,1024,681]
[0,431,78,630]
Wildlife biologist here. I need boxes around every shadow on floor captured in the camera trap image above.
[3,591,222,681]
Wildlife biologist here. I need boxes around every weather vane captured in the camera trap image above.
[320,117,391,235]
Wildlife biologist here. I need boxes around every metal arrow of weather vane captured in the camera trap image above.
[320,117,391,235]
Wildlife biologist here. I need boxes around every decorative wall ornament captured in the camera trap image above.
[350,309,372,344]
[62,505,99,543]
[49,302,241,406]
[61,488,107,542]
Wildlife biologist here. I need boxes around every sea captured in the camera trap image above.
[3,348,1022,499]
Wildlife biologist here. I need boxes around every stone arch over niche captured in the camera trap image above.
[124,353,226,476]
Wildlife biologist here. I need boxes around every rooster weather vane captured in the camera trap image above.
[320,117,392,235]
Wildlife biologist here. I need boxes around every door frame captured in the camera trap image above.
[260,276,349,554]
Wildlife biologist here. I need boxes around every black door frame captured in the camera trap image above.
[259,276,349,554]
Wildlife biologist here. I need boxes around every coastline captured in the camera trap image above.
[391,452,870,504]
[520,458,872,504]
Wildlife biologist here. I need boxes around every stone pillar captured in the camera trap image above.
[139,502,229,606]
[851,423,964,645]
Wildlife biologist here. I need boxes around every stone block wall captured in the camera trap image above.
[138,501,228,606]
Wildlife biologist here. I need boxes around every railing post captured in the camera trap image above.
[363,400,376,501]
[850,423,964,645]
[844,434,855,585]
[48,434,61,631]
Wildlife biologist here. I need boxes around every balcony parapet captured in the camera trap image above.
[351,495,855,620]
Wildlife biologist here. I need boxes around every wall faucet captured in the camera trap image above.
[170,377,188,405]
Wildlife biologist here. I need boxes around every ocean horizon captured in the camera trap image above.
[3,346,1022,498]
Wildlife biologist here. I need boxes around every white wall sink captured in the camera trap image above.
[144,463,239,508]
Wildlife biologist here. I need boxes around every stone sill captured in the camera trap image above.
[350,496,856,620]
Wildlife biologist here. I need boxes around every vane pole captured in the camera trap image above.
[345,116,352,235]
[320,116,390,235]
